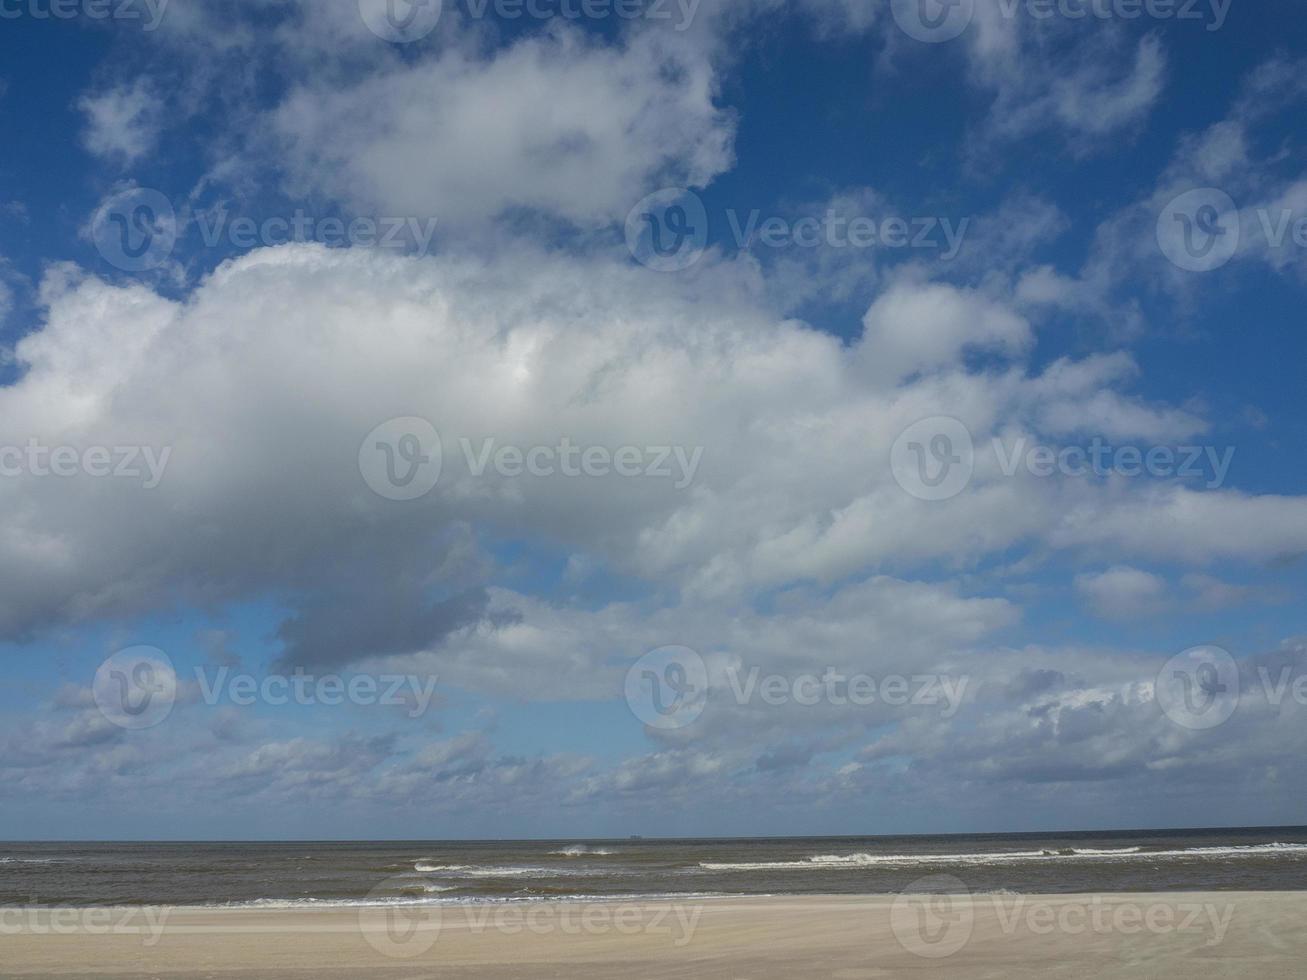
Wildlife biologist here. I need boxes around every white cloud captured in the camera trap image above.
[858,278,1032,384]
[1075,565,1168,620]
[79,79,164,165]
[762,0,1168,149]
[1067,56,1307,306]
[1051,487,1307,566]
[1179,572,1258,610]
[964,12,1167,150]
[369,574,1019,706]
[267,26,734,229]
[2,242,1302,647]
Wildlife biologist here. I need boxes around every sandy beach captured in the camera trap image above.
[4,892,1306,978]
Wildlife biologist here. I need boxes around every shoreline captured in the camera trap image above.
[7,883,1306,913]
[6,888,1293,913]
[5,892,1307,978]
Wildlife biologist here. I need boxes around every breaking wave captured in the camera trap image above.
[699,843,1307,871]
[550,846,616,857]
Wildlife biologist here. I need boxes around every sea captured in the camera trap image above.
[3,827,1306,908]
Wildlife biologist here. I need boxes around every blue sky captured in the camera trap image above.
[2,0,1307,840]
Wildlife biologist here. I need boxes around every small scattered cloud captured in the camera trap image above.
[79,78,164,165]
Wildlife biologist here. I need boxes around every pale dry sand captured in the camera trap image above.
[3,892,1306,979]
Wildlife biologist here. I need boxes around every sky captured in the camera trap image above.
[1,0,1307,841]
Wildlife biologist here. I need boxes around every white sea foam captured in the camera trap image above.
[1062,847,1142,855]
[412,862,542,875]
[413,862,559,877]
[550,846,616,857]
[0,857,63,865]
[224,891,726,910]
[699,842,1307,871]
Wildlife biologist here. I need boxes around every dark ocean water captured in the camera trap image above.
[3,828,1307,907]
